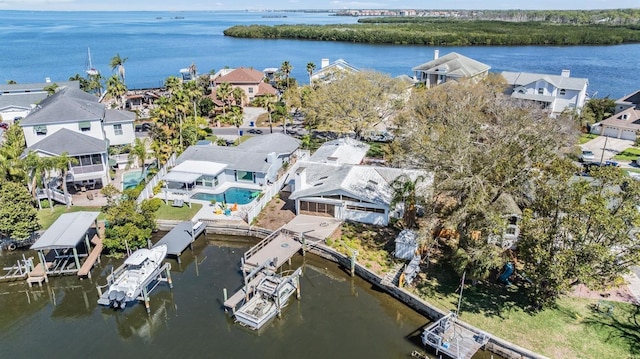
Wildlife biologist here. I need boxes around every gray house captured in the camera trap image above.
[412,50,490,88]
[0,80,80,125]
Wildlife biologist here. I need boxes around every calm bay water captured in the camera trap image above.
[1,10,639,98]
[0,234,497,359]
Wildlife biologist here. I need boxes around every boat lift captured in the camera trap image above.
[97,262,173,314]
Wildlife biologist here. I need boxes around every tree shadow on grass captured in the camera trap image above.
[415,262,531,320]
[581,302,640,356]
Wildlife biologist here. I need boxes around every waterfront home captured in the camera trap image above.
[500,69,589,117]
[161,133,300,200]
[289,138,431,226]
[19,87,136,190]
[310,58,360,85]
[210,67,277,104]
[593,89,640,140]
[0,80,79,125]
[412,50,490,88]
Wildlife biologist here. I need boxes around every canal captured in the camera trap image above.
[0,233,496,358]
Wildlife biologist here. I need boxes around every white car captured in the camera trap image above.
[580,150,595,162]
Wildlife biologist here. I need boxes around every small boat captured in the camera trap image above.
[104,244,168,309]
[85,47,99,77]
[234,268,301,330]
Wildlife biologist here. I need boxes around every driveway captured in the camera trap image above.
[581,136,634,163]
[243,106,266,127]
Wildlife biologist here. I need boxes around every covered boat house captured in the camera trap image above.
[29,211,102,284]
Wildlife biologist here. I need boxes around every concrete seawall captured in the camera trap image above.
[166,220,549,359]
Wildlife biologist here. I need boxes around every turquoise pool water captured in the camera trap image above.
[122,170,144,190]
[191,187,261,205]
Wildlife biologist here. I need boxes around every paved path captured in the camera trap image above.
[581,136,634,162]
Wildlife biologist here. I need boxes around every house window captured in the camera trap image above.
[34,125,47,135]
[248,87,254,94]
[196,175,218,188]
[559,89,566,96]
[236,170,254,182]
[114,124,123,135]
[79,121,91,132]
[346,205,385,213]
[537,88,544,95]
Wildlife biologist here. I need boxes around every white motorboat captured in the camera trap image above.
[103,244,167,309]
[234,268,301,330]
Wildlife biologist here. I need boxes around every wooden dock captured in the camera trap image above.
[77,234,103,278]
[154,221,205,263]
[1,256,34,282]
[223,271,266,313]
[241,230,302,273]
[421,313,489,359]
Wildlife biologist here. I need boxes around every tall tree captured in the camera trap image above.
[232,86,246,107]
[23,152,55,210]
[106,75,127,109]
[0,181,40,240]
[254,94,277,133]
[390,173,427,229]
[68,73,91,92]
[280,60,292,90]
[519,159,640,308]
[306,61,316,85]
[215,82,233,115]
[109,53,128,84]
[128,137,150,171]
[52,152,78,208]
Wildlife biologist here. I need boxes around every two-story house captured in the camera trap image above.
[211,67,277,104]
[310,58,360,85]
[594,90,640,140]
[501,70,589,117]
[0,80,79,125]
[19,87,136,189]
[412,50,490,88]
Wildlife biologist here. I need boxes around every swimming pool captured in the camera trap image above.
[122,170,144,190]
[191,187,261,205]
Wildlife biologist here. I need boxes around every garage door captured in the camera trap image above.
[621,129,636,141]
[299,201,335,217]
[603,126,619,138]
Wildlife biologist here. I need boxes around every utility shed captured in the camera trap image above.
[394,229,418,260]
[29,211,101,283]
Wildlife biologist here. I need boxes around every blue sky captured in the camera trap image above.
[0,0,638,11]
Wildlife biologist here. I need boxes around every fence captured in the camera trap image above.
[136,153,176,205]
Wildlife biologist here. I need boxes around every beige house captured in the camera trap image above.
[594,90,640,141]
[211,67,277,104]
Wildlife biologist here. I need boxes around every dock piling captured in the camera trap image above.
[166,267,173,289]
[223,288,228,302]
[143,287,151,314]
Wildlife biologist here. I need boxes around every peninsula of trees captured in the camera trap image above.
[223,9,640,46]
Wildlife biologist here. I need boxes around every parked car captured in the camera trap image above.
[0,122,8,130]
[135,122,154,132]
[247,128,263,134]
[580,149,595,162]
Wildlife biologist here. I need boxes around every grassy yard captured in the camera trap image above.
[38,205,104,229]
[579,133,599,145]
[613,147,640,161]
[155,202,202,220]
[410,262,640,359]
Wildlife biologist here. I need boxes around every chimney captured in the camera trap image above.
[561,69,570,77]
[266,152,277,164]
[295,167,307,191]
[321,58,329,68]
[434,50,439,60]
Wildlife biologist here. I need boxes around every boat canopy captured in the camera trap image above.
[124,248,152,266]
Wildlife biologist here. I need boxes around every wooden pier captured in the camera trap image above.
[154,221,205,263]
[1,256,34,282]
[241,229,302,273]
[421,313,489,359]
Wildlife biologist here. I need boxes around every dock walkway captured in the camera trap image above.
[241,230,302,273]
[223,271,267,312]
[154,221,205,263]
[421,313,488,359]
[77,235,103,278]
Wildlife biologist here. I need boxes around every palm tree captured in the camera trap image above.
[86,73,104,96]
[68,73,91,92]
[280,61,292,90]
[391,174,426,229]
[6,80,17,84]
[216,82,233,115]
[306,62,316,85]
[43,83,59,96]
[232,87,246,107]
[24,152,55,210]
[52,152,79,208]
[254,94,277,134]
[106,75,127,109]
[128,138,150,171]
[109,53,128,84]
[220,106,244,136]
[164,76,182,94]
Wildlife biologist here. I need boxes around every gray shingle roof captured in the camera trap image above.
[19,87,103,126]
[237,133,300,156]
[104,108,136,124]
[501,71,588,91]
[412,52,490,78]
[177,145,272,173]
[24,128,107,156]
[0,81,80,112]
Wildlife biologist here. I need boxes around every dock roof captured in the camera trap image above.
[31,211,99,250]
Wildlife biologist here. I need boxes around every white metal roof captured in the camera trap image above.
[162,171,201,183]
[31,211,99,250]
[172,160,227,176]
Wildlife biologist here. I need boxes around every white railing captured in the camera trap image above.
[136,153,176,204]
[37,188,72,205]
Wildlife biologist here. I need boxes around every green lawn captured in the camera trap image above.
[613,147,640,161]
[37,205,104,229]
[155,202,202,220]
[579,133,599,145]
[411,263,640,359]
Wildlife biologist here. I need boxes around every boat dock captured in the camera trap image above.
[0,256,34,282]
[241,229,302,273]
[154,221,205,263]
[223,270,267,313]
[78,222,106,279]
[421,313,489,359]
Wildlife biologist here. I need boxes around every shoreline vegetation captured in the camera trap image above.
[224,9,640,46]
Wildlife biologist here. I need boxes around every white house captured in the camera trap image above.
[289,139,432,226]
[412,50,490,88]
[19,87,136,188]
[310,58,360,85]
[0,80,80,125]
[595,90,640,140]
[501,70,589,116]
